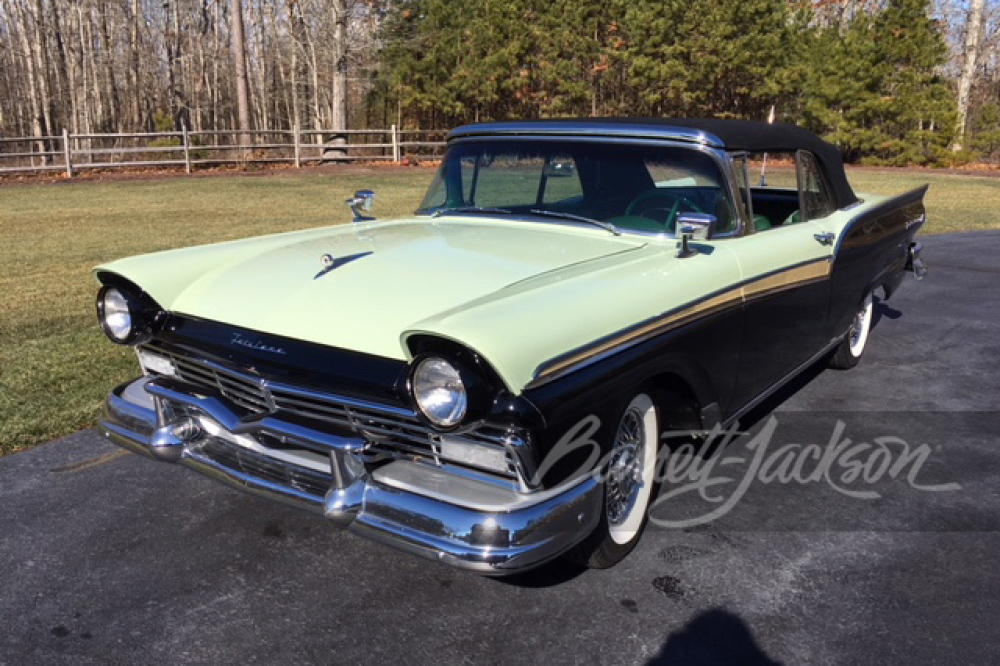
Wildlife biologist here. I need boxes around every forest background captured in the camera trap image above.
[1,0,998,167]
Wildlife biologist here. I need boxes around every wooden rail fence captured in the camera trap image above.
[0,126,448,176]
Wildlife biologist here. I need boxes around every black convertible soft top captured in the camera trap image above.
[450,118,858,209]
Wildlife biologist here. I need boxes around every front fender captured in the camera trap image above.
[522,305,743,487]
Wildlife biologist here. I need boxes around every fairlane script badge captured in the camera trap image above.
[231,333,287,355]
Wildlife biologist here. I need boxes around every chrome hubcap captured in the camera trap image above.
[849,308,865,348]
[848,294,872,356]
[606,407,646,526]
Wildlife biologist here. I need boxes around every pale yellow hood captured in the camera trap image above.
[97,217,646,362]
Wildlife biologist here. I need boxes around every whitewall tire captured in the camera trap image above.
[830,291,874,369]
[568,392,660,568]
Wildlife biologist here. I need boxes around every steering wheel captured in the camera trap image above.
[625,190,704,232]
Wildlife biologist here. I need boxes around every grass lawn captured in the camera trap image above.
[848,168,1000,234]
[1,166,998,455]
[0,169,432,455]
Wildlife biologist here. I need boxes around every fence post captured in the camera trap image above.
[391,124,400,163]
[293,124,301,168]
[62,129,73,178]
[182,126,192,174]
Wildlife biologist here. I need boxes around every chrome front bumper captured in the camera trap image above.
[100,377,601,575]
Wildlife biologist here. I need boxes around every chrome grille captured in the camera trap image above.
[140,343,519,478]
[168,353,274,413]
[193,437,331,498]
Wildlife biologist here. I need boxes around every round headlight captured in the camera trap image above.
[99,287,134,342]
[412,357,468,428]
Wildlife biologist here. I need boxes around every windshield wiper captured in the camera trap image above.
[529,209,621,236]
[431,206,513,218]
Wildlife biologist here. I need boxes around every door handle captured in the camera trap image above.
[813,232,835,246]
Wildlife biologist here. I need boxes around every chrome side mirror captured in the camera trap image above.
[676,212,717,258]
[346,189,375,223]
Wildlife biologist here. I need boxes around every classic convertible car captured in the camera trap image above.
[97,119,926,574]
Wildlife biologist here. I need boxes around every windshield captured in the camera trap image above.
[417,139,737,235]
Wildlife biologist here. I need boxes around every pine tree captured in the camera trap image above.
[618,0,793,119]
[801,0,955,164]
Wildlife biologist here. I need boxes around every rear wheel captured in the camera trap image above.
[568,392,660,569]
[829,291,874,369]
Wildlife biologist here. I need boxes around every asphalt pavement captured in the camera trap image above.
[2,231,998,665]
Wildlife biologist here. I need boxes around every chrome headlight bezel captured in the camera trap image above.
[407,353,498,432]
[409,356,469,429]
[96,284,158,345]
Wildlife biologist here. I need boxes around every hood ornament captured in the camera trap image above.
[346,189,375,223]
[315,251,373,279]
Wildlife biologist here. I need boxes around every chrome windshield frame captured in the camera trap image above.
[447,122,725,147]
[416,134,748,239]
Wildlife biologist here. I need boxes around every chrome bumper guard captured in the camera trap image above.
[906,241,927,280]
[100,377,601,574]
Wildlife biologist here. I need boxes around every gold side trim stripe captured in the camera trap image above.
[743,259,831,301]
[531,289,743,384]
[527,258,831,389]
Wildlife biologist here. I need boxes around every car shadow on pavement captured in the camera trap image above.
[492,558,589,588]
[645,608,782,665]
[873,295,903,327]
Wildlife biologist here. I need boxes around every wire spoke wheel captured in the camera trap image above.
[606,407,646,528]
[604,393,659,548]
[565,391,679,568]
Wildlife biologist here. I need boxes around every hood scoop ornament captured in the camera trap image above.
[315,251,373,279]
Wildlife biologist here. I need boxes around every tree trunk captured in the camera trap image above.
[328,0,348,159]
[211,0,221,131]
[131,0,142,129]
[231,0,252,148]
[250,2,270,132]
[331,0,348,131]
[31,0,54,160]
[98,0,121,131]
[12,0,46,162]
[951,0,985,152]
[50,0,71,134]
[288,0,303,134]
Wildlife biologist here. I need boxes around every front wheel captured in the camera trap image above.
[829,291,874,369]
[567,392,660,569]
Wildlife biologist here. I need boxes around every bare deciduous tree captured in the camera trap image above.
[230,0,252,144]
[951,0,986,151]
[0,0,374,141]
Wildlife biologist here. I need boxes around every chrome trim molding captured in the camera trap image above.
[100,378,602,574]
[441,135,747,239]
[448,122,725,147]
[140,343,524,482]
[722,335,844,428]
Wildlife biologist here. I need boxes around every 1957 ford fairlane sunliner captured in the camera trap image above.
[96,119,927,573]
